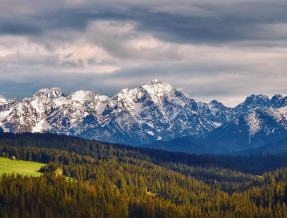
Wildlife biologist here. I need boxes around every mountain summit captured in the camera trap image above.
[0,81,287,150]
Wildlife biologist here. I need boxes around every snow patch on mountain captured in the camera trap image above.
[1,81,287,146]
[213,122,222,127]
[32,119,51,132]
[0,96,7,106]
[130,103,143,116]
[245,111,262,136]
[142,79,174,103]
[146,130,155,136]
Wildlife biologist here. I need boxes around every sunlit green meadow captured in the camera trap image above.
[0,157,44,177]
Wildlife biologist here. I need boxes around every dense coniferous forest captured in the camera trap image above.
[1,133,287,217]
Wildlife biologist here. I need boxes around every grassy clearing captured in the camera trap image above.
[0,157,44,177]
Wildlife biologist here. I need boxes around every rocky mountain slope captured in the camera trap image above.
[205,108,287,152]
[0,79,287,151]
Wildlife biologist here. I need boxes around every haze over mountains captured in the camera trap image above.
[1,79,287,154]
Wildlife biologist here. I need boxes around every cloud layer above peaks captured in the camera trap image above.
[0,0,287,106]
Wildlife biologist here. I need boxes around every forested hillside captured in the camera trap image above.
[1,133,287,217]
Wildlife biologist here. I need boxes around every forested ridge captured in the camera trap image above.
[1,133,287,217]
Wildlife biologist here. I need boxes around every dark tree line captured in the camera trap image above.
[0,133,287,217]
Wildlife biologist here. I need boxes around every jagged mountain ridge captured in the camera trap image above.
[0,80,217,145]
[147,105,287,154]
[205,108,287,152]
[0,79,286,147]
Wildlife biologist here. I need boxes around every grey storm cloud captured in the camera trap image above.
[0,0,287,106]
[1,0,287,43]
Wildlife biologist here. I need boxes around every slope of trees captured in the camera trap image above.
[0,133,287,217]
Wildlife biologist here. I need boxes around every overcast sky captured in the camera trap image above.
[0,0,287,106]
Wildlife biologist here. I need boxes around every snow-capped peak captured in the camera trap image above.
[272,94,283,100]
[270,94,287,108]
[33,88,63,99]
[69,90,96,102]
[210,100,225,107]
[106,87,146,113]
[142,79,174,99]
[0,96,7,106]
[2,81,287,148]
[246,94,269,103]
[106,79,176,112]
[234,94,270,113]
[66,90,109,114]
[7,97,19,104]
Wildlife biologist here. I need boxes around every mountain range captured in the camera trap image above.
[1,79,287,154]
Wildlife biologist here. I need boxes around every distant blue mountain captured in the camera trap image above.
[235,136,287,155]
